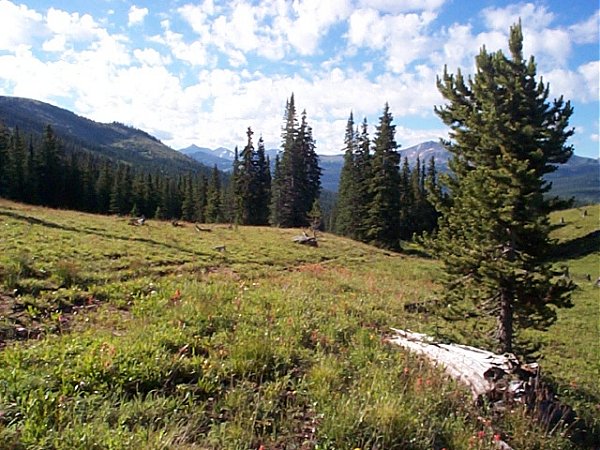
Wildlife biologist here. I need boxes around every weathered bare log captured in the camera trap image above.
[388,328,537,402]
[388,328,581,443]
[293,232,318,247]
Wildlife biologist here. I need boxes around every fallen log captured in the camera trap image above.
[388,328,537,402]
[293,232,318,247]
[388,328,580,441]
[195,224,212,233]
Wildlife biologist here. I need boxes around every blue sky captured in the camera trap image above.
[0,0,598,158]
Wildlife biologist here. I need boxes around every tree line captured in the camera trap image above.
[0,95,323,229]
[0,123,227,221]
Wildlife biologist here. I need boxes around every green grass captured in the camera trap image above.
[0,199,597,449]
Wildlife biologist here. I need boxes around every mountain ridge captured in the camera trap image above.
[183,141,599,203]
[0,96,208,175]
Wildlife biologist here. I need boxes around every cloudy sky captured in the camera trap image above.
[0,0,598,158]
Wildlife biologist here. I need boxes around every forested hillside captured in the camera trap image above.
[0,96,206,175]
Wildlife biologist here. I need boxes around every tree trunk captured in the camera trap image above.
[497,288,513,354]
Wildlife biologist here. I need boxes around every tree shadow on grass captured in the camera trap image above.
[550,230,600,260]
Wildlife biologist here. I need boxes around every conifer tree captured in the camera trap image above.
[431,23,574,353]
[238,128,256,224]
[398,157,412,240]
[0,121,10,198]
[37,125,63,207]
[196,174,208,223]
[335,112,360,237]
[205,165,222,223]
[8,127,27,201]
[24,136,38,204]
[365,103,401,249]
[180,175,195,221]
[273,95,321,227]
[299,111,321,219]
[354,117,372,241]
[254,137,271,225]
[269,154,283,226]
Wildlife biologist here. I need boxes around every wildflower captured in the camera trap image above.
[493,434,501,441]
[477,430,485,439]
[170,289,181,303]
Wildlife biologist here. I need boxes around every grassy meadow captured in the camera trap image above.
[0,199,598,449]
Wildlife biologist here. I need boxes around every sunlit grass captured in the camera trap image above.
[0,199,595,448]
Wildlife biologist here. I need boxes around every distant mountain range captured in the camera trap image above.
[182,141,599,203]
[179,144,280,171]
[0,96,208,175]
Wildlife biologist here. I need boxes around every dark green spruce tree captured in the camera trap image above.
[334,112,360,237]
[254,136,271,225]
[205,165,223,223]
[237,128,256,225]
[430,22,574,353]
[271,95,321,227]
[0,121,10,198]
[354,117,372,241]
[365,103,401,249]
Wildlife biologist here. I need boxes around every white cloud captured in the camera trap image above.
[358,0,446,13]
[348,8,436,72]
[544,61,599,104]
[0,0,43,50]
[134,48,170,66]
[569,10,600,45]
[128,5,148,26]
[42,35,66,52]
[156,20,211,66]
[285,0,352,55]
[482,3,554,31]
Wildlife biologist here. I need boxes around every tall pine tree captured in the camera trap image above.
[430,23,574,353]
[271,95,321,227]
[365,104,401,250]
[335,112,360,237]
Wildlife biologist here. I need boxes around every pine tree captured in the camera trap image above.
[273,95,321,227]
[0,121,10,198]
[238,128,256,224]
[398,157,412,240]
[196,175,208,223]
[231,146,241,224]
[300,111,321,220]
[365,103,401,249]
[24,136,38,204]
[37,125,65,207]
[8,127,27,201]
[205,165,222,223]
[430,22,574,353]
[335,112,360,237]
[254,137,271,225]
[269,154,283,226]
[275,95,302,227]
[95,161,113,213]
[421,157,441,234]
[354,117,372,241]
[180,175,195,221]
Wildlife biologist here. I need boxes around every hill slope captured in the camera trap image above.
[0,96,207,174]
[0,199,596,448]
